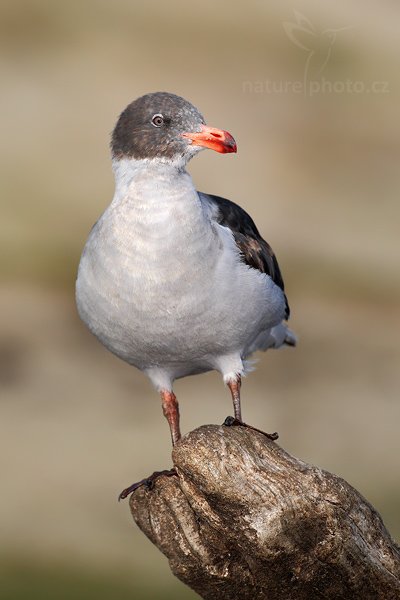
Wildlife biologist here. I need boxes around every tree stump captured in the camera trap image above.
[128,423,400,599]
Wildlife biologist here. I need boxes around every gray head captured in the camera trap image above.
[111,92,236,164]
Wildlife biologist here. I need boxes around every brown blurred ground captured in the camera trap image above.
[1,1,399,598]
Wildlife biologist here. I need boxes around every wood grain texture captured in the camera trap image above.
[129,423,400,599]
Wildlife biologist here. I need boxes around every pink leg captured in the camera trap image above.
[161,390,181,445]
[227,375,242,422]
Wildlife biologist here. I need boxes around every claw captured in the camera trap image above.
[118,468,177,501]
[223,416,279,441]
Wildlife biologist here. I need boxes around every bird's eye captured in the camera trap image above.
[151,114,164,127]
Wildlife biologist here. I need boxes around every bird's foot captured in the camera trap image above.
[118,468,177,501]
[223,416,279,441]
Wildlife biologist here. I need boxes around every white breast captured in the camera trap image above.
[76,158,285,379]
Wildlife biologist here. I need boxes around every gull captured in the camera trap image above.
[76,92,296,493]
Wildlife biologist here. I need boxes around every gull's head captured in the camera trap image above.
[111,92,236,167]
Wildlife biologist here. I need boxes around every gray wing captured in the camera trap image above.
[199,192,290,319]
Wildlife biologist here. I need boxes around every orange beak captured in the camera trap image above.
[182,124,237,154]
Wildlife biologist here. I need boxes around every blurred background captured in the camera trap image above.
[1,0,399,598]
